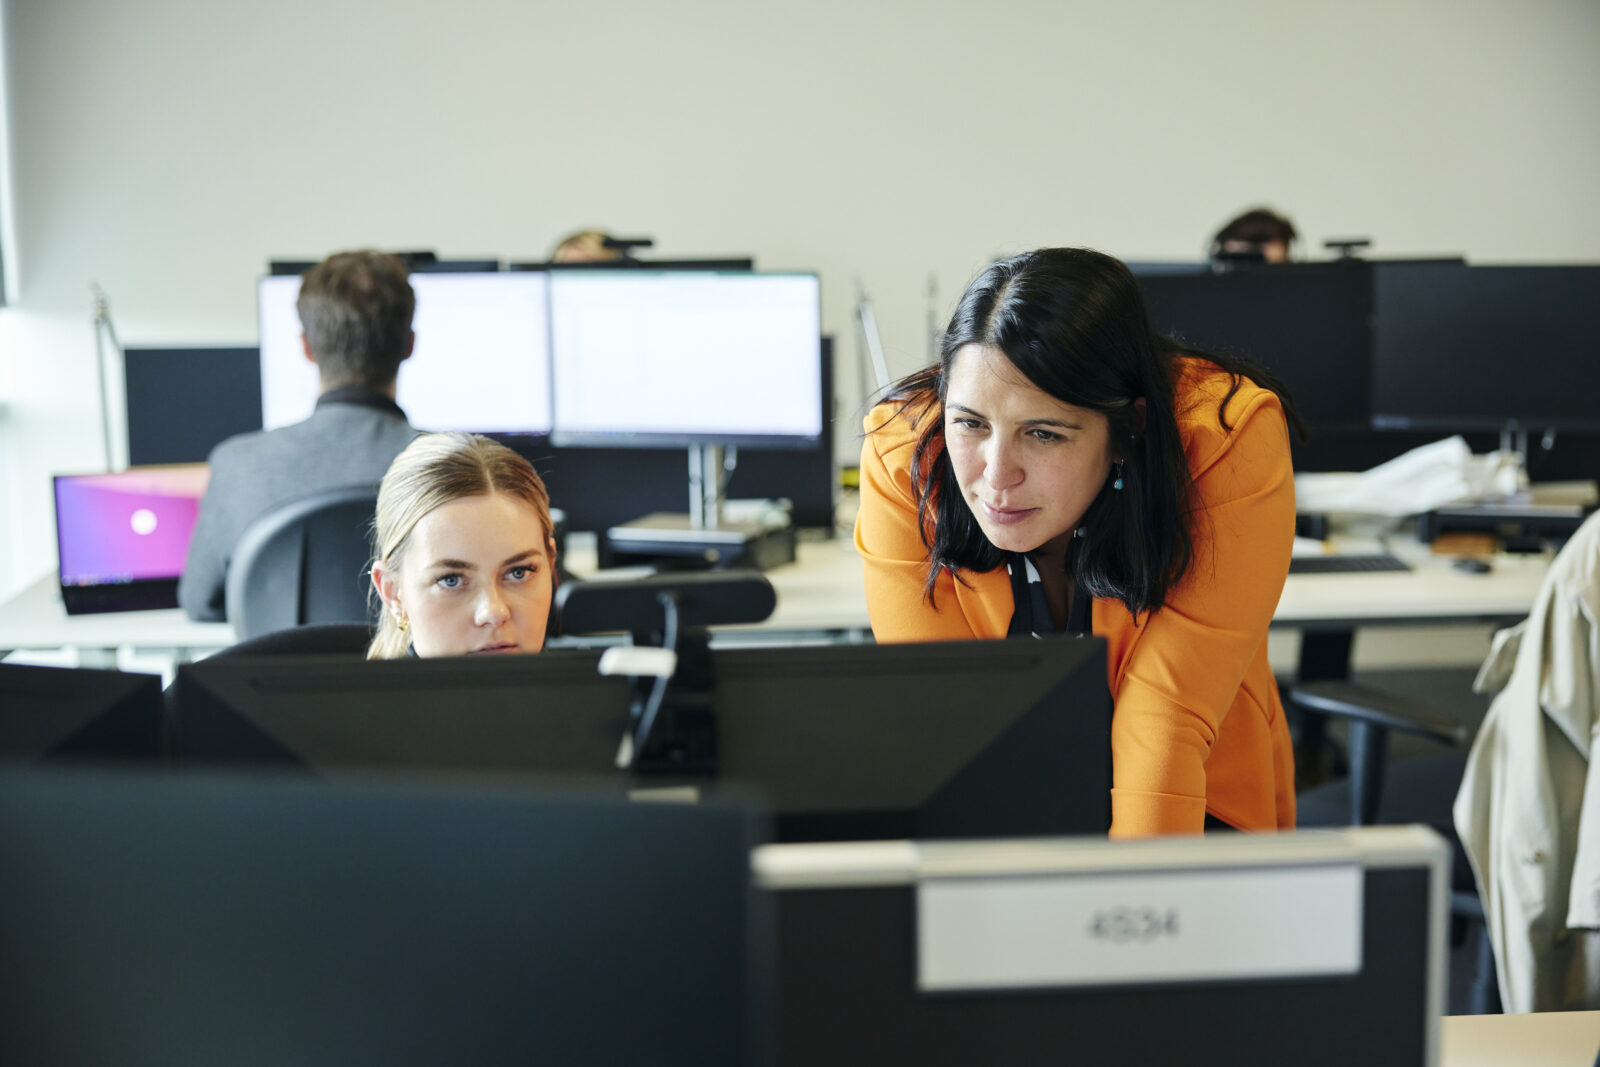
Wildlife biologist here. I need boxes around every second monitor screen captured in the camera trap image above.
[549,272,823,448]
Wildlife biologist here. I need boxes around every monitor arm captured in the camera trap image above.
[601,591,718,774]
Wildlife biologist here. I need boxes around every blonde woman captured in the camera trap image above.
[368,433,558,659]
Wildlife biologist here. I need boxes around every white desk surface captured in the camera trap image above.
[0,534,1550,656]
[746,535,1548,634]
[0,573,234,655]
[1274,545,1549,628]
[1442,1010,1600,1066]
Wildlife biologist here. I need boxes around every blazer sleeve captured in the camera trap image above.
[855,412,985,643]
[177,446,237,622]
[1109,390,1295,836]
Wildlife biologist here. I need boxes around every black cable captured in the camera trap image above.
[625,592,680,768]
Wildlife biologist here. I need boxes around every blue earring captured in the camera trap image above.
[1113,462,1125,491]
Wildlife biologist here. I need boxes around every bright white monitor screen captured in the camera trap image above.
[258,272,552,434]
[549,272,822,447]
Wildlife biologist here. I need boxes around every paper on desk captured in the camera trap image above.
[1294,436,1513,517]
[1291,536,1328,558]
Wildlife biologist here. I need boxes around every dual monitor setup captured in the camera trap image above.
[8,583,1115,844]
[257,268,822,448]
[260,266,823,559]
[1133,260,1600,465]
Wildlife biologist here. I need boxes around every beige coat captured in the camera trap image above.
[1454,510,1600,1013]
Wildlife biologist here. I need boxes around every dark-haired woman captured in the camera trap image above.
[856,247,1299,838]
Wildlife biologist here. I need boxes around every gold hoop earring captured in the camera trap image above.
[395,612,409,632]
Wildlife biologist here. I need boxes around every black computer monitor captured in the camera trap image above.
[0,663,163,763]
[123,346,262,465]
[1135,262,1375,436]
[169,636,1113,842]
[0,771,761,1066]
[1372,263,1600,433]
[759,826,1448,1066]
[408,258,502,273]
[510,257,756,272]
[268,250,438,275]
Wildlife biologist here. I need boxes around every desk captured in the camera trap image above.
[1442,1010,1600,1066]
[735,535,1548,644]
[0,536,1549,662]
[0,573,234,667]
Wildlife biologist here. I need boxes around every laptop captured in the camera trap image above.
[53,465,211,614]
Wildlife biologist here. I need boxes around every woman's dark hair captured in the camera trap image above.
[882,247,1303,618]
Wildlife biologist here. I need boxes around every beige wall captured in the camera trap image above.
[2,0,1598,595]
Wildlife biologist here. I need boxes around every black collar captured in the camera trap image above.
[315,385,406,420]
[1006,545,1092,639]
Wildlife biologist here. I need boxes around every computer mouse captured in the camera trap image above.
[1452,557,1493,575]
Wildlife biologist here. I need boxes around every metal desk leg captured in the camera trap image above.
[1294,629,1355,788]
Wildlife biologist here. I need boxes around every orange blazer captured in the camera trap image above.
[856,359,1297,838]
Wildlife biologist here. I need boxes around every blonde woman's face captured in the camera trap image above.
[375,492,555,657]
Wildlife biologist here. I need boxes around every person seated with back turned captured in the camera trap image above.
[368,432,558,659]
[1210,207,1297,264]
[178,250,420,621]
[548,229,624,264]
[856,247,1304,838]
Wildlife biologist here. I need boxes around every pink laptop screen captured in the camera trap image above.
[54,466,211,586]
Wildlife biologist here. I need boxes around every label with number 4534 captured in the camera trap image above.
[916,864,1362,991]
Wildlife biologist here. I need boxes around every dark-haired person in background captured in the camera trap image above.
[1210,207,1297,263]
[178,250,419,621]
[856,247,1303,838]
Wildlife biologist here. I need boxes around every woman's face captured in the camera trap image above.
[373,492,555,657]
[943,344,1115,556]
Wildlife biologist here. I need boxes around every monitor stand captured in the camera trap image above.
[603,445,797,571]
[1418,421,1591,551]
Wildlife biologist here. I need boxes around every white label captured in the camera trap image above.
[917,864,1362,991]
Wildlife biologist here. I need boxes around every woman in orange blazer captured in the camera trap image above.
[856,248,1300,838]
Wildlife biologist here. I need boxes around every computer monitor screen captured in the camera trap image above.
[1135,263,1374,435]
[511,257,757,272]
[548,271,823,448]
[1372,263,1600,433]
[0,664,164,763]
[171,636,1112,842]
[53,465,210,613]
[258,271,552,434]
[124,346,262,465]
[0,772,761,1066]
[758,826,1447,1066]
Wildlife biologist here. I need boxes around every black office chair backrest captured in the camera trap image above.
[213,623,374,659]
[225,486,379,642]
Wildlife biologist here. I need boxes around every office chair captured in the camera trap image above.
[224,486,379,642]
[1290,680,1500,1014]
[213,623,373,658]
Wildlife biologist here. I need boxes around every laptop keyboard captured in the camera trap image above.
[1289,553,1412,575]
